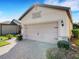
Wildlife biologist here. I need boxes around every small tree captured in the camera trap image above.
[72,29,79,38]
[16,34,23,41]
[73,23,79,29]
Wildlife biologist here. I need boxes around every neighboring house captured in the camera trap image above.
[0,19,21,35]
[19,4,73,43]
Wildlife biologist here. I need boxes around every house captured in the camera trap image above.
[0,19,21,35]
[19,4,73,43]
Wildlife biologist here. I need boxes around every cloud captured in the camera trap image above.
[44,0,79,11]
[0,15,18,22]
[0,16,12,22]
[0,11,21,22]
[72,12,79,22]
[44,0,79,22]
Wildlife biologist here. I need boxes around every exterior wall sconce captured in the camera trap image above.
[61,20,64,27]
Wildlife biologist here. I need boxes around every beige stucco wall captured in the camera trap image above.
[66,16,73,39]
[21,6,68,25]
[21,6,73,41]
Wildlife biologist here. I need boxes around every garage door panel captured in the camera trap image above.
[23,22,58,43]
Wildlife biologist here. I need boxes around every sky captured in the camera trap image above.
[0,0,79,22]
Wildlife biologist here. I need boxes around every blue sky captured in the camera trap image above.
[0,0,79,22]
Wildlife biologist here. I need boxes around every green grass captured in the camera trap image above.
[0,36,8,41]
[0,34,17,41]
[6,34,17,38]
[73,38,79,46]
[0,34,17,47]
[0,41,10,47]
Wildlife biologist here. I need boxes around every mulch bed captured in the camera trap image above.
[70,38,79,52]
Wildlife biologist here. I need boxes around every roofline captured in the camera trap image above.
[66,9,73,24]
[0,23,17,25]
[19,5,34,20]
[11,19,21,25]
[18,4,73,23]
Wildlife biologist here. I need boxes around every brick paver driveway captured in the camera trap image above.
[0,39,57,59]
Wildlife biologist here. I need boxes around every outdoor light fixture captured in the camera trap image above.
[61,20,64,27]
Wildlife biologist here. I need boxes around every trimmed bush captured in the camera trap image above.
[16,34,23,41]
[72,29,79,38]
[6,34,14,39]
[57,40,70,50]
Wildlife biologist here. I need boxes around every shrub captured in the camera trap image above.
[57,40,70,50]
[6,34,14,39]
[72,29,79,38]
[46,48,79,59]
[16,34,23,41]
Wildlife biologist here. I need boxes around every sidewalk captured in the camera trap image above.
[0,38,17,56]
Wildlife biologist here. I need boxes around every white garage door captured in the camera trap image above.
[23,22,58,43]
[2,25,17,35]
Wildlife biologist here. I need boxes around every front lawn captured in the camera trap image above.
[0,34,17,41]
[0,41,10,47]
[0,36,8,41]
[0,34,17,47]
